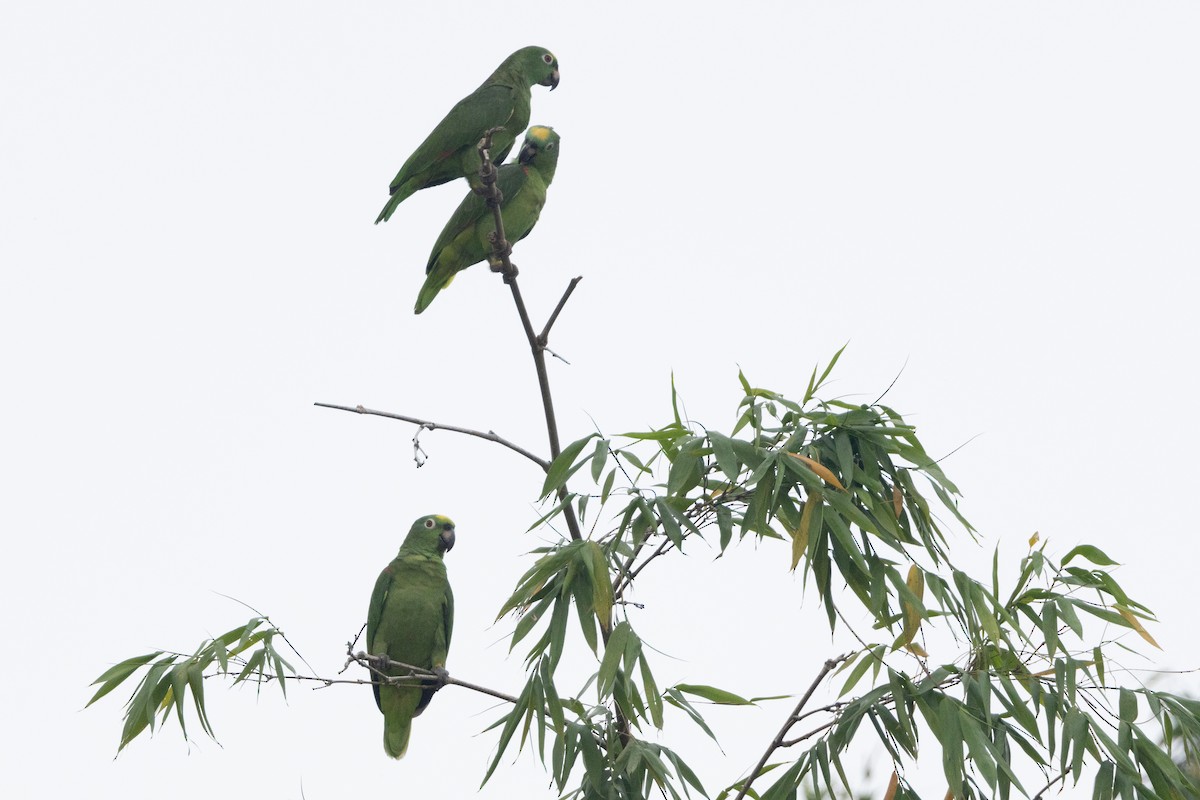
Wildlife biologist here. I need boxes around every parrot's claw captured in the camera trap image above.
[430,666,450,691]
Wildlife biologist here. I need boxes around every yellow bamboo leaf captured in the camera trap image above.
[898,564,925,648]
[787,453,846,491]
[892,483,903,518]
[905,642,929,658]
[884,771,899,800]
[1028,531,1040,548]
[587,541,614,634]
[790,494,819,571]
[1117,606,1162,649]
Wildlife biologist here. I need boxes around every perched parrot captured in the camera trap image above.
[375,46,560,224]
[414,125,561,314]
[366,514,456,759]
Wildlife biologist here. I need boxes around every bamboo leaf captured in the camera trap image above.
[540,434,596,499]
[1116,606,1161,649]
[1062,544,1119,567]
[598,621,631,698]
[786,452,846,491]
[87,653,161,707]
[674,684,754,705]
[590,438,610,483]
[790,495,819,571]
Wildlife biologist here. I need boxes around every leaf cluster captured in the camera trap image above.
[87,617,292,752]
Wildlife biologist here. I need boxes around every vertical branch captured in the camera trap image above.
[476,128,583,542]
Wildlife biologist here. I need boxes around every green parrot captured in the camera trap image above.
[366,514,456,759]
[375,46,560,224]
[414,125,560,314]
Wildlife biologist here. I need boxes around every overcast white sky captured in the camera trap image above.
[3,2,1198,798]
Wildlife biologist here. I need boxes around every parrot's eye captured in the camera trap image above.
[424,519,435,529]
[542,53,553,64]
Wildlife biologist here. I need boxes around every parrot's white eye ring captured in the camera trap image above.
[542,53,553,64]
[424,519,435,529]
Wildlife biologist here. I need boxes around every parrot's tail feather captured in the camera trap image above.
[380,686,421,758]
[383,720,411,759]
[375,180,419,224]
[414,272,453,315]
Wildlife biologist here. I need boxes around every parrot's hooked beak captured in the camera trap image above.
[518,140,538,164]
[546,69,560,91]
[438,526,456,553]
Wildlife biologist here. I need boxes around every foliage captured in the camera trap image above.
[87,138,1200,799]
[86,617,292,753]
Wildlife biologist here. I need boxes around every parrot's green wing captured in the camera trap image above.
[415,580,454,716]
[366,567,394,711]
[425,163,532,267]
[386,84,520,193]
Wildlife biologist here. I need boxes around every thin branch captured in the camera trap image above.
[313,402,549,470]
[346,641,520,705]
[732,654,851,800]
[613,535,675,601]
[475,129,583,543]
[540,276,584,343]
[778,719,839,747]
[1032,770,1069,799]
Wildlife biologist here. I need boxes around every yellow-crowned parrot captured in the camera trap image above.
[375,46,559,223]
[366,514,456,758]
[414,125,560,313]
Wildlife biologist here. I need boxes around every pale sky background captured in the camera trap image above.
[3,2,1198,798]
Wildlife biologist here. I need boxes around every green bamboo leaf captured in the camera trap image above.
[1062,544,1119,567]
[759,760,806,800]
[598,621,631,698]
[1119,688,1137,723]
[87,652,161,707]
[838,650,877,697]
[541,434,596,499]
[601,469,617,504]
[481,679,534,786]
[618,448,653,474]
[668,450,703,497]
[1092,760,1115,800]
[958,708,998,788]
[169,664,189,738]
[674,684,754,705]
[834,431,855,488]
[186,661,213,739]
[716,504,733,553]
[708,431,740,482]
[590,438,610,483]
[617,426,687,443]
[656,497,684,548]
[937,698,964,787]
[664,688,719,743]
[640,654,663,730]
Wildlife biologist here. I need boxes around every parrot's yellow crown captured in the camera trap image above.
[527,126,554,143]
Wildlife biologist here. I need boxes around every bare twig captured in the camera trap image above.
[540,276,584,343]
[313,402,549,470]
[732,654,851,800]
